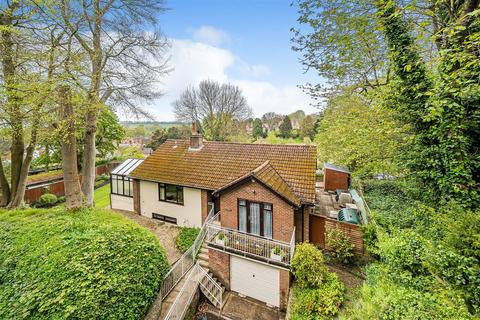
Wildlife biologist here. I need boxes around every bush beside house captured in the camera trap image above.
[326,228,355,265]
[0,208,169,319]
[175,227,200,253]
[290,243,345,319]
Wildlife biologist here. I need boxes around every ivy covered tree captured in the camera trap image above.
[376,0,480,206]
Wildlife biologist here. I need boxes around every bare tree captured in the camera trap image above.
[43,0,171,207]
[174,80,252,141]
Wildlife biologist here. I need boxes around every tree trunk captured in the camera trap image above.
[81,0,103,208]
[81,108,98,207]
[0,154,10,207]
[9,132,37,208]
[1,2,24,206]
[59,85,83,210]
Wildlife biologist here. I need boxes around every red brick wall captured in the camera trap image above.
[279,269,290,311]
[201,190,208,223]
[219,180,295,242]
[209,249,230,289]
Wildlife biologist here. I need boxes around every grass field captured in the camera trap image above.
[94,184,111,208]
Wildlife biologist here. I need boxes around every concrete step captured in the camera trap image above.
[197,252,209,262]
[199,259,209,268]
[200,247,209,254]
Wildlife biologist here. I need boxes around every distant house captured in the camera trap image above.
[110,123,317,310]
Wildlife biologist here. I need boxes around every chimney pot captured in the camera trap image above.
[190,121,203,150]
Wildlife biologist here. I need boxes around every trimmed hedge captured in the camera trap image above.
[175,227,200,253]
[0,208,169,319]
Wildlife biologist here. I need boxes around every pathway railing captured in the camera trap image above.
[163,264,208,320]
[159,207,215,300]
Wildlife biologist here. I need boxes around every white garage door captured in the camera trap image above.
[230,256,280,307]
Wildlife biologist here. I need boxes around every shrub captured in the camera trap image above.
[96,173,109,182]
[175,227,200,253]
[94,179,106,189]
[291,242,328,288]
[291,272,345,320]
[0,208,169,319]
[38,193,58,206]
[326,228,355,265]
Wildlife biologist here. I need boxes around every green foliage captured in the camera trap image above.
[344,180,480,317]
[291,242,328,288]
[251,118,264,140]
[146,125,190,150]
[292,0,388,94]
[300,115,319,140]
[38,193,58,206]
[326,228,355,265]
[0,208,169,319]
[341,271,473,320]
[291,243,345,319]
[376,1,480,206]
[95,108,126,159]
[291,273,345,320]
[119,146,144,159]
[278,115,292,138]
[316,93,405,177]
[175,227,200,253]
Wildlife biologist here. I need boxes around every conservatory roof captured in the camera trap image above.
[111,158,144,176]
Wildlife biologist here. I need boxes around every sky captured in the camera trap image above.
[140,0,320,121]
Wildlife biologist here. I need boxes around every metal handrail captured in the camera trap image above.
[164,264,206,320]
[205,222,295,265]
[198,268,223,307]
[290,227,296,262]
[159,207,216,301]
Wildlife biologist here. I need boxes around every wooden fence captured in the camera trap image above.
[23,163,115,204]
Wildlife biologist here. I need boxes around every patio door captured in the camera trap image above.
[249,202,261,236]
[238,199,273,238]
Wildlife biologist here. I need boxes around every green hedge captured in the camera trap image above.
[0,208,169,319]
[175,227,200,253]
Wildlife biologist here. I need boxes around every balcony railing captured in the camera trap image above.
[205,220,295,267]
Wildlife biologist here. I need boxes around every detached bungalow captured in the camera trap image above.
[110,124,317,310]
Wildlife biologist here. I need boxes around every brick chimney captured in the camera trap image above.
[189,121,203,150]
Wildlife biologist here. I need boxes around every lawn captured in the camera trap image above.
[94,184,111,208]
[0,207,169,319]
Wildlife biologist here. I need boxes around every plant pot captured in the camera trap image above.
[215,237,226,246]
[270,249,283,262]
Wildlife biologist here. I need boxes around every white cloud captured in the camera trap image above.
[190,26,230,46]
[232,80,312,117]
[236,59,271,78]
[144,38,314,121]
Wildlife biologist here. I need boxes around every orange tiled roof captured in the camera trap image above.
[130,140,317,204]
[213,160,302,206]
